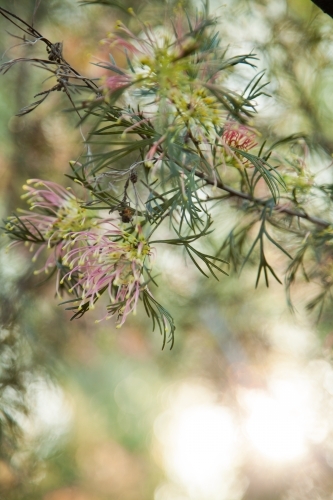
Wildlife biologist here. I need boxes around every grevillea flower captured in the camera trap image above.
[61,223,152,327]
[5,182,172,335]
[104,74,133,93]
[222,122,258,167]
[169,86,224,134]
[5,179,97,286]
[222,122,258,152]
[101,17,224,144]
[105,21,194,93]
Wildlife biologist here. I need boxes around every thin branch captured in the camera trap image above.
[185,166,330,228]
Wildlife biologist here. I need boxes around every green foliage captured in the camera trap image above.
[2,0,333,343]
[3,2,333,500]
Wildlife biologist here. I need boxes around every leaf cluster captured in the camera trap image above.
[2,3,333,341]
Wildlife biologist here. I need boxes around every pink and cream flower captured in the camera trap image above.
[6,179,97,282]
[222,121,258,153]
[221,121,258,168]
[61,223,152,326]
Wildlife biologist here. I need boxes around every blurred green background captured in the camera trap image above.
[2,1,333,499]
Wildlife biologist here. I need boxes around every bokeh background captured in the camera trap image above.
[2,0,333,499]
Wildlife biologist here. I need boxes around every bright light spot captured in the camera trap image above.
[245,393,305,460]
[168,405,235,483]
[155,371,325,499]
[20,377,73,440]
[241,376,314,462]
[268,322,315,356]
[155,383,239,500]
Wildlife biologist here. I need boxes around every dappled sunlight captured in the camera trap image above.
[154,383,240,499]
[164,405,236,496]
[154,369,333,498]
[241,382,312,462]
[18,377,73,441]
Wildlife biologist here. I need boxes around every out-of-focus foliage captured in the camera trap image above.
[2,1,333,500]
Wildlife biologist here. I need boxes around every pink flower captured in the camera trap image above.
[18,179,93,243]
[104,74,133,93]
[6,179,96,292]
[222,122,258,152]
[61,223,152,326]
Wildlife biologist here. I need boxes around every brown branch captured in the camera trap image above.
[178,127,330,229]
[187,166,331,228]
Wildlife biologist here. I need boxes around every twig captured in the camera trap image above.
[185,165,331,228]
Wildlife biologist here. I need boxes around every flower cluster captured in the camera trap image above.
[62,224,152,326]
[5,179,94,279]
[5,179,154,329]
[102,17,226,145]
[222,122,258,167]
[104,20,196,95]
[169,86,224,134]
[21,179,92,242]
